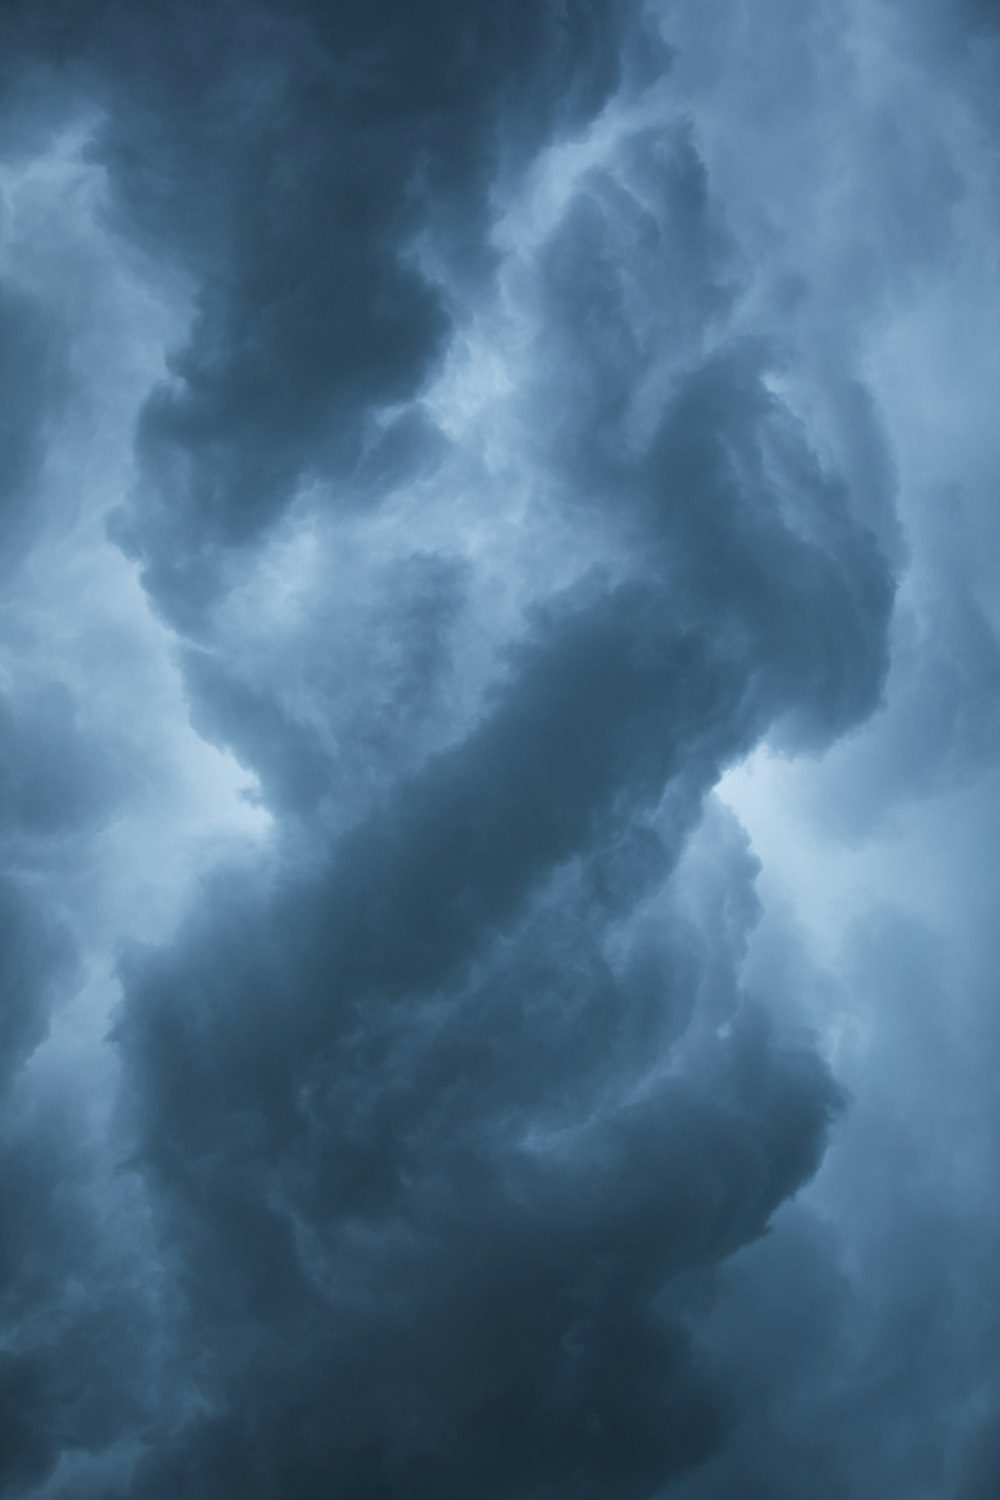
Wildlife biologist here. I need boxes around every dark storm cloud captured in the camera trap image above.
[0,283,65,569]
[12,0,994,1496]
[0,880,78,1494]
[180,646,331,816]
[94,10,900,1488]
[80,0,647,630]
[667,890,1000,1500]
[795,507,1000,837]
[532,122,735,450]
[0,878,73,1091]
[637,351,893,750]
[177,546,468,820]
[0,1098,165,1500]
[528,128,893,748]
[0,97,175,1500]
[960,1424,1000,1500]
[659,1205,864,1500]
[0,683,122,849]
[111,316,894,1493]
[0,1102,154,1498]
[0,718,171,1496]
[117,755,842,1499]
[0,725,148,1499]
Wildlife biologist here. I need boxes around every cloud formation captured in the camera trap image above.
[0,0,997,1496]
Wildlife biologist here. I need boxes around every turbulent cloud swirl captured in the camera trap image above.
[0,2,998,1496]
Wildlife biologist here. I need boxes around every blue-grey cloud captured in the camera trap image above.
[0,284,66,569]
[0,0,997,1497]
[90,0,647,630]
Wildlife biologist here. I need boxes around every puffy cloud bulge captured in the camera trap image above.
[0,1,996,1497]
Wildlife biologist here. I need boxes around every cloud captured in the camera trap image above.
[106,121,895,1488]
[0,283,66,568]
[1,0,997,1497]
[91,0,647,630]
[116,790,843,1497]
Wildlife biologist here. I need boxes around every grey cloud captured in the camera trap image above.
[180,647,331,816]
[111,319,890,1493]
[0,888,80,1495]
[796,512,1000,838]
[637,351,894,750]
[93,0,644,629]
[0,684,123,850]
[0,283,66,570]
[104,27,895,1494]
[5,0,995,1497]
[116,769,841,1498]
[0,789,154,1499]
[669,891,1000,1500]
[178,546,468,821]
[959,1423,1000,1500]
[527,126,894,752]
[0,878,73,1091]
[0,1101,160,1500]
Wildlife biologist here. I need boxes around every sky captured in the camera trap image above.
[0,2,998,1496]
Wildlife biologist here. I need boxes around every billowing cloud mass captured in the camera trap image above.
[0,1,998,1496]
